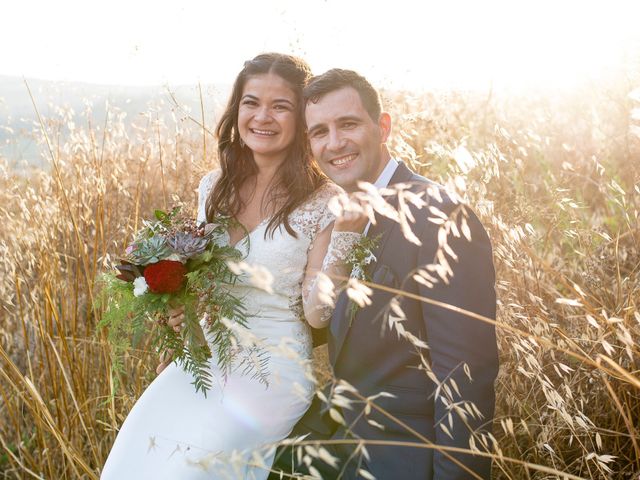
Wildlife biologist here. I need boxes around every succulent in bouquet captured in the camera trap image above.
[98,205,248,396]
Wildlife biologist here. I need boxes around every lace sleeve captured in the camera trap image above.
[302,224,362,328]
[315,185,340,233]
[196,169,221,224]
[320,231,362,273]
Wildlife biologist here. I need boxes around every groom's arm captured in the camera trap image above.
[417,202,498,479]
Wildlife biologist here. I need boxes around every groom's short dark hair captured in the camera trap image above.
[304,69,382,121]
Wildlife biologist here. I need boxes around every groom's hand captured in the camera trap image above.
[155,306,185,374]
[334,207,368,233]
[333,193,370,234]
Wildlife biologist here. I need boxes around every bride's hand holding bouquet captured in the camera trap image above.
[98,205,247,396]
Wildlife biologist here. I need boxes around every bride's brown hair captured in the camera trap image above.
[206,53,326,237]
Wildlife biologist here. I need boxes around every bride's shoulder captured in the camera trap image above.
[309,180,345,203]
[291,181,343,239]
[198,168,222,195]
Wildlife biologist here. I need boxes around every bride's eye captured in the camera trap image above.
[273,102,293,112]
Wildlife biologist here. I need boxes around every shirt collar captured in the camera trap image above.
[373,157,399,189]
[362,158,399,237]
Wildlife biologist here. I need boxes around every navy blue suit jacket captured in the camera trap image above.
[273,162,498,480]
[326,162,497,479]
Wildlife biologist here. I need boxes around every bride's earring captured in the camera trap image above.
[239,137,245,148]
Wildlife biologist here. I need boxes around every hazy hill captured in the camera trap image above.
[0,76,229,167]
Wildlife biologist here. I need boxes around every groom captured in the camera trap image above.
[271,69,499,479]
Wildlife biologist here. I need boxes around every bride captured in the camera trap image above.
[100,53,364,479]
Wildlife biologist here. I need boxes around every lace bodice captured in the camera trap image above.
[197,168,341,244]
[196,169,359,358]
[198,169,339,239]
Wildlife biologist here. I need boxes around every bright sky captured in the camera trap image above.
[3,0,639,91]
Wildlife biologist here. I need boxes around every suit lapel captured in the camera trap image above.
[330,162,416,365]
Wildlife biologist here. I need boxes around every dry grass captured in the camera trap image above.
[1,75,639,478]
[385,81,640,479]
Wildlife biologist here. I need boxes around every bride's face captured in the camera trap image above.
[237,73,298,165]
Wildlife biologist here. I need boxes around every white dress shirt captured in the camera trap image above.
[363,158,399,235]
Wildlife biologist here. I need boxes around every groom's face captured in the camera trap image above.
[305,87,390,192]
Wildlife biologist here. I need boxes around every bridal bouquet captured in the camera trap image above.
[98,205,247,396]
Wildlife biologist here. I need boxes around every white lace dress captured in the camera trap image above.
[101,171,359,480]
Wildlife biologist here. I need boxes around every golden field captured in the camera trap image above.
[0,76,639,479]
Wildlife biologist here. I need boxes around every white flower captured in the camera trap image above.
[133,276,149,297]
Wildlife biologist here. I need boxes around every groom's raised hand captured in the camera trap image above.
[333,193,370,234]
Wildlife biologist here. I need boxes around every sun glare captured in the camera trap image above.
[1,0,638,90]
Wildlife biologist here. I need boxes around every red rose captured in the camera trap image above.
[143,260,187,293]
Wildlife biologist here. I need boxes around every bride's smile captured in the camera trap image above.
[238,72,297,166]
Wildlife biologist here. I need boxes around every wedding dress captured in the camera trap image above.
[100,170,357,479]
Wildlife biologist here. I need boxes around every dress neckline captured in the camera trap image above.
[228,216,271,249]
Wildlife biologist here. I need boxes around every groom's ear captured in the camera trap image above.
[378,112,392,143]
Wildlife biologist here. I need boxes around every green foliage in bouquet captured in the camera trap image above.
[97,206,250,396]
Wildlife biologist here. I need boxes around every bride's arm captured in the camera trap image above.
[301,214,368,329]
